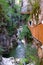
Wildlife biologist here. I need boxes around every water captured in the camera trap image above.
[15,40,26,65]
[15,43,25,58]
[9,40,25,59]
[15,27,25,58]
[10,26,26,63]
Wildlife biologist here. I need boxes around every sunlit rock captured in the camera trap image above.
[41,45,43,49]
[21,39,26,45]
[2,57,16,65]
[42,20,43,24]
[27,62,35,65]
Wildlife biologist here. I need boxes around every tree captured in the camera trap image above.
[0,0,22,35]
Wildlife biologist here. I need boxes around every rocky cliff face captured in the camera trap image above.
[39,0,43,22]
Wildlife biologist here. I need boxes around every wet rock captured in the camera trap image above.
[1,57,16,65]
[1,57,26,65]
[11,34,18,47]
[27,62,35,65]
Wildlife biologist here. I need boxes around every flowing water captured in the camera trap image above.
[9,40,25,58]
[15,27,25,58]
[15,41,25,58]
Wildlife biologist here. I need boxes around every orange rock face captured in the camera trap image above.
[28,23,43,44]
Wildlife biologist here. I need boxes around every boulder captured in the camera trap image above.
[1,57,16,65]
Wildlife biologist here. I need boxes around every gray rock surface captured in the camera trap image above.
[0,57,35,65]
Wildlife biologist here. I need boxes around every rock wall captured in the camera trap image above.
[0,57,35,65]
[39,0,43,22]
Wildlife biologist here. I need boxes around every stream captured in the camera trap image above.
[9,27,26,59]
[9,39,26,59]
[15,27,25,58]
[15,40,25,58]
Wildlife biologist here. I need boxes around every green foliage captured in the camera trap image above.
[0,0,22,35]
[18,58,28,65]
[9,47,16,57]
[0,0,21,23]
[29,0,41,24]
[26,44,40,65]
[20,14,30,23]
[0,0,10,21]
[0,46,4,55]
[7,24,17,36]
[0,0,29,26]
[19,25,32,42]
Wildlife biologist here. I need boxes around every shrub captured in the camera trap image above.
[19,25,32,43]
